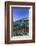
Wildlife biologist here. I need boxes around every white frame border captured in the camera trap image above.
[10,5,32,40]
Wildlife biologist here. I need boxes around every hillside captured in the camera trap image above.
[12,18,29,36]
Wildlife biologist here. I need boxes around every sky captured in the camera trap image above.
[11,7,29,22]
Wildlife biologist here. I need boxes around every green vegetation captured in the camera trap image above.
[12,19,29,36]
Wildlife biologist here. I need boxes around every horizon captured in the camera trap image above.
[13,17,29,22]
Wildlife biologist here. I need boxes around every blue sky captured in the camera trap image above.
[11,7,29,22]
